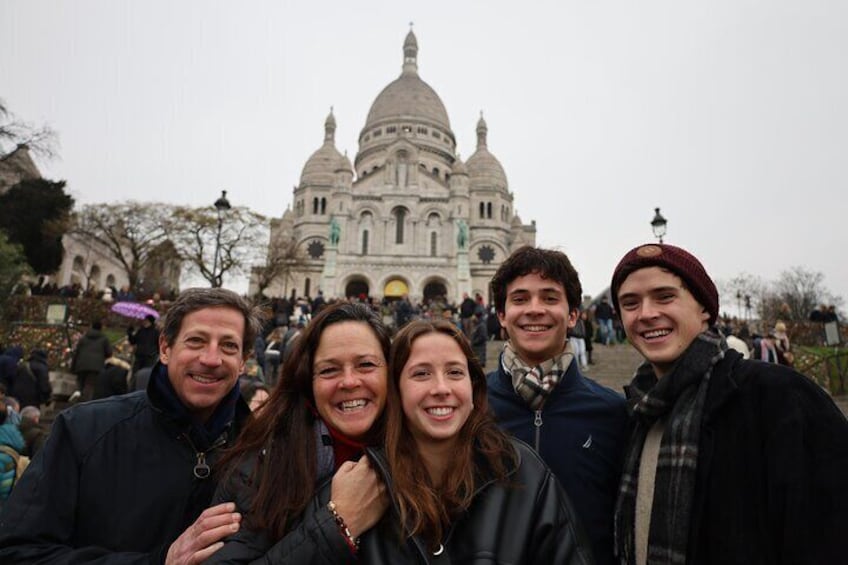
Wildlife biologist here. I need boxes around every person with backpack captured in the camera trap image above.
[10,349,52,409]
[0,384,27,509]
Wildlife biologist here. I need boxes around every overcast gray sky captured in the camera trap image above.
[2,0,846,313]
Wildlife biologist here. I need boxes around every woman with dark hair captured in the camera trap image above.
[355,320,591,563]
[207,302,391,563]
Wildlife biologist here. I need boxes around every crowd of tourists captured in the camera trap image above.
[0,243,846,564]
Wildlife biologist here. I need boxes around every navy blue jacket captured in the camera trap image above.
[487,356,627,565]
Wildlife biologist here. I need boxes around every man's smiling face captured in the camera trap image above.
[498,272,577,366]
[617,266,710,378]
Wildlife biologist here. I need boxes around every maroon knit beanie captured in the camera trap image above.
[610,243,719,325]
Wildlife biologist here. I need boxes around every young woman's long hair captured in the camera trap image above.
[385,319,516,551]
[218,302,391,540]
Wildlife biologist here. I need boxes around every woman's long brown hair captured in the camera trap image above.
[218,302,391,540]
[385,319,516,552]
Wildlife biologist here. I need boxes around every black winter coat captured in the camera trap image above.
[71,329,112,374]
[0,364,250,564]
[623,351,848,565]
[211,439,595,564]
[10,350,52,408]
[356,441,594,564]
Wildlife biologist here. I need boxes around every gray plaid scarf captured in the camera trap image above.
[501,341,575,410]
[614,329,727,565]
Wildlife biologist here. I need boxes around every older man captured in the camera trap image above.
[0,288,263,564]
[611,243,848,565]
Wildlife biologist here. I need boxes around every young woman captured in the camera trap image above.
[206,302,392,563]
[360,319,594,563]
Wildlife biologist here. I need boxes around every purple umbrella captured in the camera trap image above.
[110,301,160,320]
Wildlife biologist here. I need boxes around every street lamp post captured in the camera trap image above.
[212,190,231,288]
[651,207,668,244]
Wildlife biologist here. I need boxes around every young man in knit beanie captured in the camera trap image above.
[610,243,848,565]
[487,245,628,565]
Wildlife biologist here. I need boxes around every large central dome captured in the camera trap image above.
[362,30,451,132]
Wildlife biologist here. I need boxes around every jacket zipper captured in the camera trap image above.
[534,409,543,451]
[180,433,228,479]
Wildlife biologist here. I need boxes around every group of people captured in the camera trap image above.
[0,242,846,564]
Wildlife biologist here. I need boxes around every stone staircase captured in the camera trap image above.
[582,344,645,393]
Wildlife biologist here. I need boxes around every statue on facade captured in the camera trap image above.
[456,219,468,250]
[329,218,341,246]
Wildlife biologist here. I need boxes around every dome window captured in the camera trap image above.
[402,125,412,133]
[373,129,382,137]
[387,126,397,134]
[417,126,428,134]
[431,131,441,139]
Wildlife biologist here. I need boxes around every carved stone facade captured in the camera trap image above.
[254,30,535,303]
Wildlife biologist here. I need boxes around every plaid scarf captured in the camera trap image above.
[501,341,575,410]
[614,330,727,565]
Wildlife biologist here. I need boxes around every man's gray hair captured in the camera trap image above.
[20,405,40,423]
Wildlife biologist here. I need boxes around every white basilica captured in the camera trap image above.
[254,30,536,303]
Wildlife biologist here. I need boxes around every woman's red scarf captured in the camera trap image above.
[306,401,365,470]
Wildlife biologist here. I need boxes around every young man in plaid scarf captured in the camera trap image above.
[487,246,629,565]
[611,243,848,565]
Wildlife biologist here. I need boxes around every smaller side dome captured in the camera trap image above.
[451,153,468,176]
[466,112,508,191]
[336,150,353,174]
[300,109,346,185]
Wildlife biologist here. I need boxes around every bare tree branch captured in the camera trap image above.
[0,99,58,160]
[72,202,176,291]
[170,205,268,288]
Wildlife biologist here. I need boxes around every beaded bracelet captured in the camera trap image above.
[327,500,360,554]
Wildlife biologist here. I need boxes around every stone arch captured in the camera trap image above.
[89,264,102,288]
[422,276,450,305]
[72,255,85,274]
[380,275,412,299]
[344,276,371,300]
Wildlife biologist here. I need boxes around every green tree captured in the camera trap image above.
[0,178,74,273]
[73,202,177,292]
[170,205,267,288]
[0,231,32,320]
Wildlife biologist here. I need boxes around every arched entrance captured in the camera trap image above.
[383,278,409,299]
[345,279,370,300]
[423,281,448,304]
